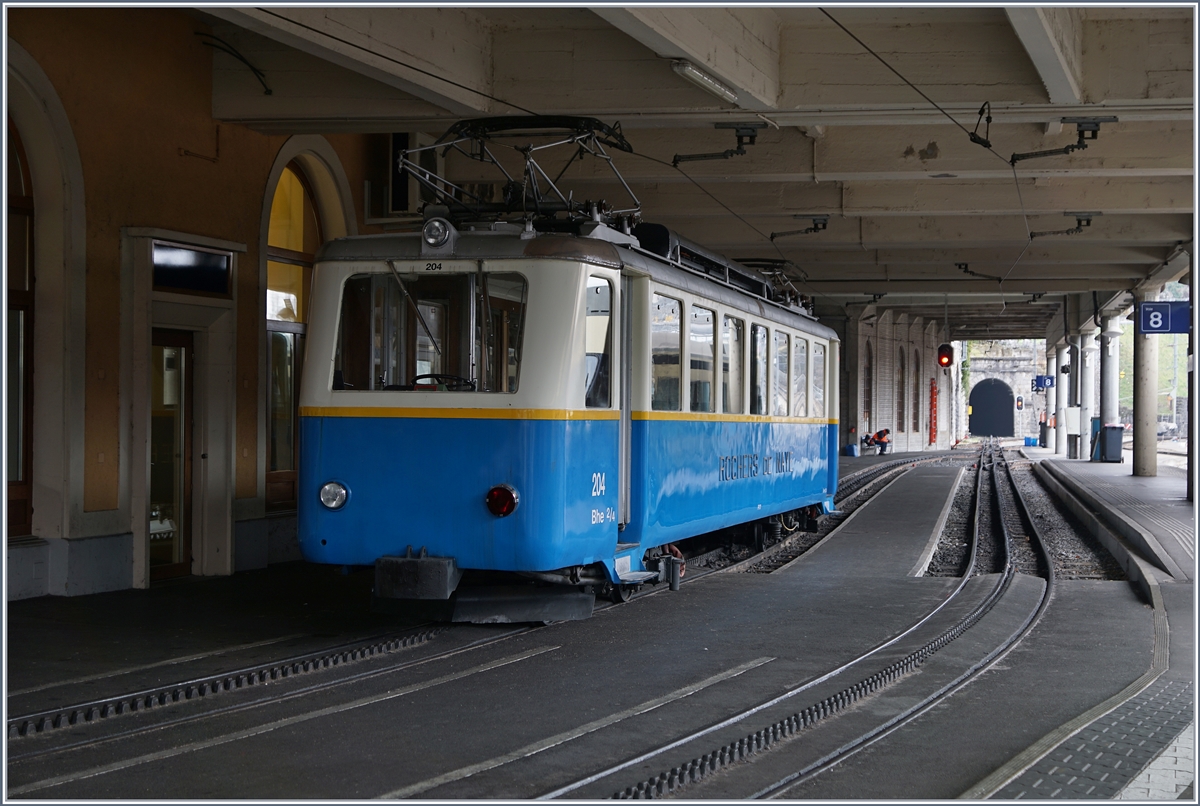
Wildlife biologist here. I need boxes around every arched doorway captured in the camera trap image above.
[259,136,355,517]
[265,163,322,511]
[969,378,1015,436]
[8,118,35,537]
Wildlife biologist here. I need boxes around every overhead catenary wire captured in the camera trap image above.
[258,9,538,115]
[818,8,1035,293]
[263,7,1043,309]
[257,8,839,300]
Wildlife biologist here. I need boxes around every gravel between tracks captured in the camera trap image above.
[926,451,1125,581]
[1004,452,1125,581]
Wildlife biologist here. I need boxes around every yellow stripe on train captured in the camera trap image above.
[300,406,836,425]
[299,406,621,421]
[632,411,838,425]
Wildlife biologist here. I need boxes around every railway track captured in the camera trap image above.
[542,441,1060,800]
[3,452,970,782]
[4,622,550,771]
[6,627,445,742]
[9,444,1084,799]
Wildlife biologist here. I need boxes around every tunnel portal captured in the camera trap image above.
[969,378,1015,437]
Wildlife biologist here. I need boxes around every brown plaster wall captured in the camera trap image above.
[11,9,386,516]
[9,8,275,511]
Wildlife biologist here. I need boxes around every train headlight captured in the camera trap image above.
[319,481,349,510]
[423,218,452,248]
[485,484,519,517]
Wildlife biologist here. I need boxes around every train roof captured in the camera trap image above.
[316,225,837,341]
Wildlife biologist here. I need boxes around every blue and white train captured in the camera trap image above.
[297,215,839,619]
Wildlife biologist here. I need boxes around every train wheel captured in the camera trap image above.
[753,523,766,553]
[608,583,632,604]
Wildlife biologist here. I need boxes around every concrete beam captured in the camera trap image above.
[538,177,1192,219]
[799,278,1135,294]
[593,8,781,110]
[645,214,1190,258]
[372,100,1194,134]
[1084,17,1195,103]
[1005,8,1083,104]
[1134,247,1192,292]
[445,122,1192,184]
[842,177,1192,217]
[779,10,1047,107]
[207,7,495,116]
[782,245,1172,266]
[208,22,447,126]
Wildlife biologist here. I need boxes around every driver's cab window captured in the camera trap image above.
[335,269,526,392]
[415,302,445,377]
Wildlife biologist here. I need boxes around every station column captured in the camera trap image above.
[842,304,868,450]
[1133,288,1159,476]
[1079,330,1097,459]
[1100,315,1122,427]
[1067,334,1081,458]
[1055,344,1069,454]
[1045,341,1057,452]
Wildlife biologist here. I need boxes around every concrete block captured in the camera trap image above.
[267,514,301,564]
[45,534,133,596]
[6,538,49,600]
[234,518,269,572]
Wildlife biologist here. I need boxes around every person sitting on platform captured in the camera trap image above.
[867,428,891,454]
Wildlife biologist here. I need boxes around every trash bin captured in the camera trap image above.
[1096,424,1123,463]
[842,443,860,457]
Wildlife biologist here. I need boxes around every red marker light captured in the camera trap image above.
[485,484,519,517]
[937,343,954,367]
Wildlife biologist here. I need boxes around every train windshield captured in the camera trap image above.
[333,270,527,392]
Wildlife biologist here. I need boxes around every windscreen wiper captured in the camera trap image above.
[386,260,441,358]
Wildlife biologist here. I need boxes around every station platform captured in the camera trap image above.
[1021,446,1195,583]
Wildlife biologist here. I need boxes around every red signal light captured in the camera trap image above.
[485,484,519,517]
[937,343,954,367]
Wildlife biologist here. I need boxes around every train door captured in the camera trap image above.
[619,275,632,528]
[150,328,194,581]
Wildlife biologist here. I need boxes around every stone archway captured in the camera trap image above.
[969,378,1015,437]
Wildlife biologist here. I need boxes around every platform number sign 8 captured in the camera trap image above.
[1139,301,1190,334]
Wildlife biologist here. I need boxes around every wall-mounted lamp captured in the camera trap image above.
[671,60,738,103]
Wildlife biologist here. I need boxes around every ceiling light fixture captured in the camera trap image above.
[671,60,738,103]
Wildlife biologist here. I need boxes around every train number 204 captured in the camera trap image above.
[591,472,606,497]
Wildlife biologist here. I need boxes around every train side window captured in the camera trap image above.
[792,337,808,417]
[585,276,613,408]
[721,315,744,414]
[812,342,826,418]
[481,273,528,393]
[334,270,526,392]
[650,294,681,411]
[749,324,767,415]
[689,305,715,413]
[772,330,789,416]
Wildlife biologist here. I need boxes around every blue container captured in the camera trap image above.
[843,443,860,457]
[1024,436,1037,446]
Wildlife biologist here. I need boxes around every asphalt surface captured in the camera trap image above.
[6,450,1191,800]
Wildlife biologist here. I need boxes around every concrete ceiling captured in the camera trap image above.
[201,6,1194,340]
